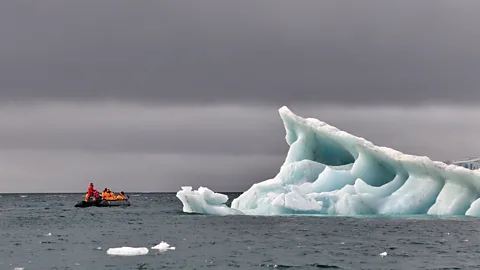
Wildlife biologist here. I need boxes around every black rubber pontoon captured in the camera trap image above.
[98,200,131,207]
[75,199,131,208]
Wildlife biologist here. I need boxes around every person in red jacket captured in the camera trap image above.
[92,189,100,201]
[86,183,95,199]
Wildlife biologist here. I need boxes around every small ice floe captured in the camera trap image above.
[340,242,345,245]
[14,267,24,270]
[379,252,387,257]
[20,195,27,198]
[95,247,102,250]
[106,247,149,256]
[463,239,469,242]
[75,263,80,266]
[151,241,175,252]
[46,233,52,236]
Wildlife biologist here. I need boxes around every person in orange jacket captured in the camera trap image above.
[103,189,116,200]
[116,191,125,200]
[101,188,108,200]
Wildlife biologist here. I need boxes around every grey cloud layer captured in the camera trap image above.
[0,149,282,193]
[0,101,479,192]
[1,1,480,104]
[1,1,480,192]
[0,102,286,155]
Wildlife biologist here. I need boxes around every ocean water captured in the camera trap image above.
[1,193,480,270]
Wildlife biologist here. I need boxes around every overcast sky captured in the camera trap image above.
[1,1,479,192]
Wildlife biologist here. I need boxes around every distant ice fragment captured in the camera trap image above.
[176,106,480,216]
[379,252,387,257]
[151,241,175,252]
[106,247,148,256]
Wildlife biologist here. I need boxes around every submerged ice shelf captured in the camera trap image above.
[176,106,480,216]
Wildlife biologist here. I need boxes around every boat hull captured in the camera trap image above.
[75,199,131,208]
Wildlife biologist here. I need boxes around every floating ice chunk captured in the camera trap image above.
[176,106,480,216]
[14,268,24,270]
[379,252,387,257]
[46,233,51,236]
[106,247,149,256]
[176,186,244,215]
[151,241,175,252]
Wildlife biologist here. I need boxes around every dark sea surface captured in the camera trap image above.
[1,193,480,270]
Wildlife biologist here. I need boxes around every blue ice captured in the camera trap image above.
[176,106,480,216]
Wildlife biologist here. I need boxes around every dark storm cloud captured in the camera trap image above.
[1,1,480,105]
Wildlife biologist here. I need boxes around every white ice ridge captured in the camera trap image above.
[176,106,480,216]
[106,247,149,256]
[176,186,243,215]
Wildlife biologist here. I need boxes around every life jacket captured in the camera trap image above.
[102,191,107,199]
[116,194,125,200]
[85,193,89,202]
[105,191,116,200]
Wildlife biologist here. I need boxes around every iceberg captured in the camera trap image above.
[177,106,480,216]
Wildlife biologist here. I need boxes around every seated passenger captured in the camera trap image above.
[105,189,116,200]
[93,190,100,201]
[101,188,108,200]
[116,191,125,200]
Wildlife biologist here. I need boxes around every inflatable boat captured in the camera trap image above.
[75,199,131,208]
